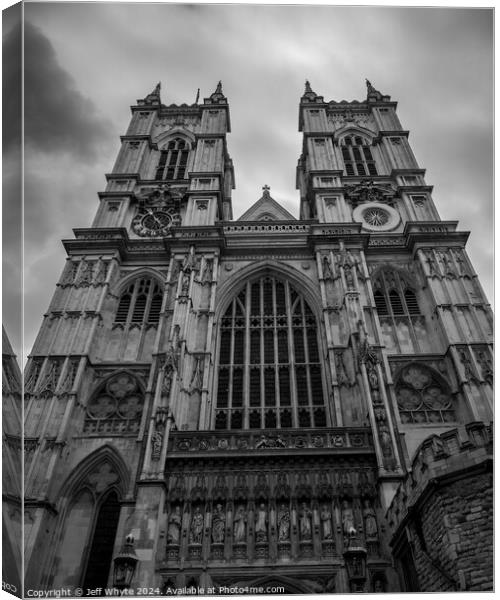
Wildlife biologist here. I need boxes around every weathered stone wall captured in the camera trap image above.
[387,422,493,592]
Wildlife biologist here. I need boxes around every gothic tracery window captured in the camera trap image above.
[84,372,144,434]
[115,278,162,325]
[340,135,378,177]
[373,269,429,353]
[215,276,326,430]
[155,137,190,181]
[395,364,456,425]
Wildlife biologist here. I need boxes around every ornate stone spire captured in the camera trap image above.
[301,80,318,102]
[208,81,227,103]
[139,81,162,105]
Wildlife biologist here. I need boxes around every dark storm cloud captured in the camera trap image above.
[15,5,494,361]
[24,20,113,160]
[2,17,22,152]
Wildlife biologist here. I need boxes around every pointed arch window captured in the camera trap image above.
[115,277,163,325]
[340,135,378,177]
[215,276,327,430]
[373,269,429,353]
[155,137,190,181]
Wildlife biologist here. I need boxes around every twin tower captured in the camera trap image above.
[17,80,492,594]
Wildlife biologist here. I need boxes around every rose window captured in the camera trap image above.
[395,364,455,424]
[84,372,144,434]
[363,207,389,227]
[352,202,400,232]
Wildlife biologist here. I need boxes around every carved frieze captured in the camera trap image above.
[169,428,373,454]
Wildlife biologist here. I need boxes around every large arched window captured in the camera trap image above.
[373,269,429,354]
[340,135,378,177]
[155,137,190,181]
[215,275,327,430]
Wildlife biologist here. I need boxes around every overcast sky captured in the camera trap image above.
[2,4,493,362]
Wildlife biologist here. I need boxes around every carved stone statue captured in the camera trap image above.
[378,423,393,457]
[342,500,356,537]
[255,503,268,542]
[299,502,312,540]
[181,272,190,295]
[211,504,226,544]
[189,506,204,544]
[151,430,163,460]
[322,255,333,279]
[367,364,379,391]
[167,506,182,544]
[363,499,378,539]
[233,505,247,543]
[277,503,290,542]
[344,266,354,288]
[201,258,213,283]
[320,505,333,540]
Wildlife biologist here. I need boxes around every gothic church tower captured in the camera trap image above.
[23,81,492,594]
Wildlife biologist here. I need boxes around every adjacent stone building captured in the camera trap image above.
[3,327,22,595]
[23,80,493,594]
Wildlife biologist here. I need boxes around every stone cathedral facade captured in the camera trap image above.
[22,81,493,594]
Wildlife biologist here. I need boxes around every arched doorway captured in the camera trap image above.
[82,491,121,592]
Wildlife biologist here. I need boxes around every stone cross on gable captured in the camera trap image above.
[262,184,271,195]
[88,463,119,493]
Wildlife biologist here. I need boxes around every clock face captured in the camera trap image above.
[132,209,172,237]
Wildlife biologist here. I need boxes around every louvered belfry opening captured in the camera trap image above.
[341,135,378,177]
[155,138,190,181]
[215,276,326,430]
[115,278,163,325]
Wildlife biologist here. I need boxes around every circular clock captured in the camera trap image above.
[132,209,172,237]
[352,202,400,232]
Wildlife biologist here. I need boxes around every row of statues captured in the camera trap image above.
[167,499,378,546]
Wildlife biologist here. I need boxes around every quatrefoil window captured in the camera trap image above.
[85,373,144,435]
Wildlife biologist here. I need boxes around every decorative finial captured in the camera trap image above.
[305,80,312,93]
[365,78,388,102]
[216,81,223,94]
[195,88,200,104]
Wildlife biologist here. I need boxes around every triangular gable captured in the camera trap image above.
[238,187,296,221]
